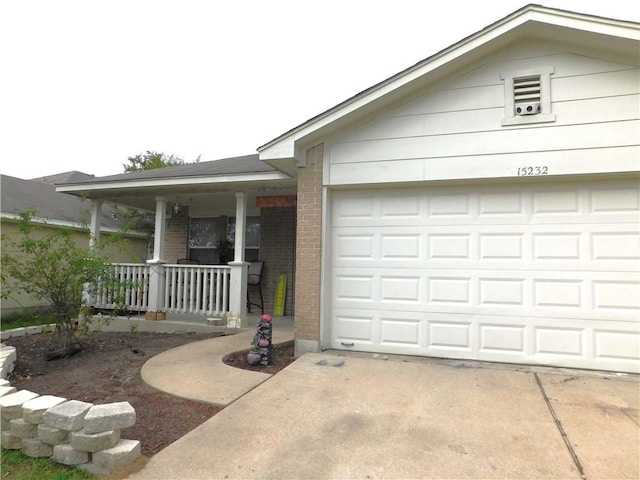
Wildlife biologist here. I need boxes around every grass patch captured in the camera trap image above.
[0,448,95,479]
[0,312,57,332]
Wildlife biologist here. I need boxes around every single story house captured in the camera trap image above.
[57,5,639,373]
[1,171,150,318]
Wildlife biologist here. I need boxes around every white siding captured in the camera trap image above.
[326,42,640,186]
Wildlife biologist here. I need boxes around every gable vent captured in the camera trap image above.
[513,75,541,115]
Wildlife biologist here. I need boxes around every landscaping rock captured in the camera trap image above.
[71,428,120,452]
[0,390,39,420]
[52,444,90,465]
[43,399,93,431]
[10,418,37,438]
[1,430,22,449]
[37,424,69,445]
[22,437,53,457]
[92,439,141,471]
[0,385,17,397]
[23,395,67,424]
[84,402,136,434]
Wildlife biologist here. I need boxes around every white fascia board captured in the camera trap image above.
[258,7,639,163]
[56,171,291,194]
[528,7,640,40]
[1,213,148,238]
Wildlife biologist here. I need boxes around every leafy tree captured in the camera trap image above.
[121,150,198,233]
[0,211,128,359]
[123,151,185,172]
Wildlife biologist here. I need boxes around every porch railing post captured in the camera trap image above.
[146,261,166,316]
[228,261,248,320]
[144,196,168,319]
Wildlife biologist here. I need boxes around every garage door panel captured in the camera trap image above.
[589,186,639,212]
[380,317,422,347]
[592,280,640,312]
[429,322,472,350]
[381,234,421,259]
[334,274,375,302]
[479,324,526,353]
[334,314,375,343]
[535,327,585,356]
[330,179,640,372]
[594,330,640,361]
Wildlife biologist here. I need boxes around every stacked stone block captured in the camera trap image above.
[0,343,141,475]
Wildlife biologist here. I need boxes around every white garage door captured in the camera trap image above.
[330,178,640,373]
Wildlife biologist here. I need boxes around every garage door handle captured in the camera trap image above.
[341,342,355,347]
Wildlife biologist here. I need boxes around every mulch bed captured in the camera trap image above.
[4,331,295,458]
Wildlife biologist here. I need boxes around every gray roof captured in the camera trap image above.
[1,173,130,230]
[33,171,96,185]
[59,154,273,186]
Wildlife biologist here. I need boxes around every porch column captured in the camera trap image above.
[83,200,102,307]
[146,196,167,315]
[88,200,102,249]
[151,196,167,262]
[228,192,248,319]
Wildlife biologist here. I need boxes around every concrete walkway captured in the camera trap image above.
[139,318,294,406]
[126,322,639,480]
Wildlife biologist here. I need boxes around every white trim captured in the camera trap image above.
[55,171,291,194]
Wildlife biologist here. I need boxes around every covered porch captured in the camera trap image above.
[57,155,297,321]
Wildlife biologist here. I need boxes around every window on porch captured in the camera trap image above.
[188,216,260,264]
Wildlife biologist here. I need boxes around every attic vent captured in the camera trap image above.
[501,66,555,126]
[513,75,541,115]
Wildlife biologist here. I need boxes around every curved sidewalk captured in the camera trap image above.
[140,318,294,406]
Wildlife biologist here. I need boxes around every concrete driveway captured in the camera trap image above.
[129,352,639,480]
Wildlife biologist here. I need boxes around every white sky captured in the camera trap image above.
[1,0,638,179]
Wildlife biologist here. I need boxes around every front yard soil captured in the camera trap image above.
[5,331,295,465]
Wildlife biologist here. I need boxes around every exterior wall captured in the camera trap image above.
[293,144,324,354]
[0,219,148,318]
[260,206,296,316]
[325,41,639,186]
[163,208,189,263]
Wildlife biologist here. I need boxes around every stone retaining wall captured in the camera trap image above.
[0,326,140,475]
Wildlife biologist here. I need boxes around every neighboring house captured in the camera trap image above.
[1,172,150,318]
[57,5,639,373]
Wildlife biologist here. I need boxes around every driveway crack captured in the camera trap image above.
[534,372,587,480]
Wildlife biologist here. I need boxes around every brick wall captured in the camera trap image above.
[294,144,323,342]
[259,207,296,315]
[163,208,189,263]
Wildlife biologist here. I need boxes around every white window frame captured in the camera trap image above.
[501,66,556,126]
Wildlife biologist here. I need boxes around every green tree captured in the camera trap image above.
[123,151,185,172]
[121,150,197,233]
[1,211,127,359]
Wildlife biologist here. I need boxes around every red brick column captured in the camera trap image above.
[294,143,323,353]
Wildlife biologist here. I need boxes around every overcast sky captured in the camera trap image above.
[1,0,638,180]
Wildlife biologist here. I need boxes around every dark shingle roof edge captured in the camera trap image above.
[57,154,271,186]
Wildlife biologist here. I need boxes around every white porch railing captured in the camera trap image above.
[94,263,151,311]
[164,264,231,315]
[94,263,232,316]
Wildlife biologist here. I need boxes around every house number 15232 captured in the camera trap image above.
[517,166,549,176]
